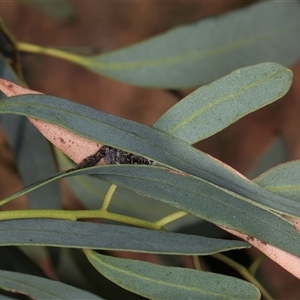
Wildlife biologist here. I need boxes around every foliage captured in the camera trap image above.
[0,1,300,299]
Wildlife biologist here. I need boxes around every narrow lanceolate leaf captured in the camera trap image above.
[85,251,260,300]
[77,1,300,88]
[0,219,249,254]
[0,270,102,300]
[254,160,300,203]
[1,92,300,219]
[1,166,299,259]
[90,165,300,259]
[153,63,292,144]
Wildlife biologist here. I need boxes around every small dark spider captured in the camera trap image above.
[71,145,156,171]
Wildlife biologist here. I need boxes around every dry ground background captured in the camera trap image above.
[0,1,300,298]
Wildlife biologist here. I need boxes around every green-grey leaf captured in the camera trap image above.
[79,1,300,88]
[1,166,299,258]
[0,219,249,254]
[86,251,260,300]
[254,160,300,203]
[153,63,292,143]
[1,92,300,219]
[0,270,102,300]
[88,165,300,258]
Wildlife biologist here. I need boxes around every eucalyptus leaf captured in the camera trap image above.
[153,63,292,143]
[1,84,300,219]
[85,251,260,300]
[1,166,299,258]
[85,165,300,258]
[78,1,300,88]
[254,160,300,203]
[0,270,102,300]
[0,219,249,254]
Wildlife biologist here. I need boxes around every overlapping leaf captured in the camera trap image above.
[0,219,249,254]
[74,1,300,88]
[0,85,300,218]
[254,160,300,202]
[85,251,260,300]
[0,165,299,258]
[0,270,102,299]
[0,63,299,258]
[153,63,292,143]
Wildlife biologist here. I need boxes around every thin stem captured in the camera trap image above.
[212,253,274,300]
[249,253,265,276]
[155,211,188,229]
[101,184,117,211]
[192,255,201,270]
[16,41,88,66]
[0,209,158,230]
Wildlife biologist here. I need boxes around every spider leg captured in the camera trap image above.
[67,146,108,172]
